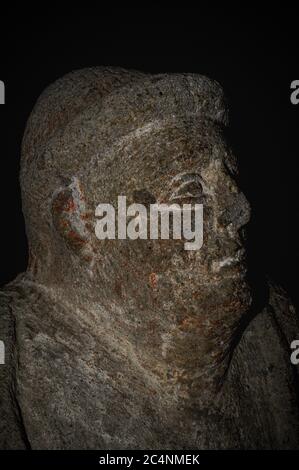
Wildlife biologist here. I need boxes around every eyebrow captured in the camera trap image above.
[170,172,202,185]
[167,173,203,201]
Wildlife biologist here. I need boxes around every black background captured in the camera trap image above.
[0,10,298,308]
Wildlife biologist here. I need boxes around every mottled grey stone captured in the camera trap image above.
[0,67,298,449]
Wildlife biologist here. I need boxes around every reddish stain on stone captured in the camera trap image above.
[68,230,87,245]
[64,198,76,212]
[149,272,158,289]
[81,212,91,221]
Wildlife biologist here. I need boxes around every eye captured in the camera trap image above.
[175,180,203,197]
[168,173,205,204]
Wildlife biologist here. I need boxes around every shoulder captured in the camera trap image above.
[0,281,28,448]
[236,281,299,366]
[267,281,299,344]
[225,281,299,448]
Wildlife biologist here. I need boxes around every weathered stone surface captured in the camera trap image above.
[0,67,298,449]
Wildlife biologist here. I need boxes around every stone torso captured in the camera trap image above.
[0,275,298,449]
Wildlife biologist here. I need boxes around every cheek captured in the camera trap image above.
[100,240,186,305]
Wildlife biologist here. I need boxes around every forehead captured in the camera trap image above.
[98,117,224,170]
[46,112,235,208]
[86,117,230,197]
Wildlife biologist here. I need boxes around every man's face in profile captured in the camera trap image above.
[82,115,252,327]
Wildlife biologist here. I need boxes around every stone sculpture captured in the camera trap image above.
[0,67,298,449]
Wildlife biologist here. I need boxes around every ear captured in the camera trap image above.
[51,177,94,262]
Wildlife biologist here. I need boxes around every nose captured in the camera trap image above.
[219,191,251,233]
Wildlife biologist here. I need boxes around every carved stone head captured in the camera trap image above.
[20,68,252,405]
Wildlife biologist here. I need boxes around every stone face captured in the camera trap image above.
[0,68,299,449]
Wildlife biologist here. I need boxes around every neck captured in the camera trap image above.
[23,267,251,409]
